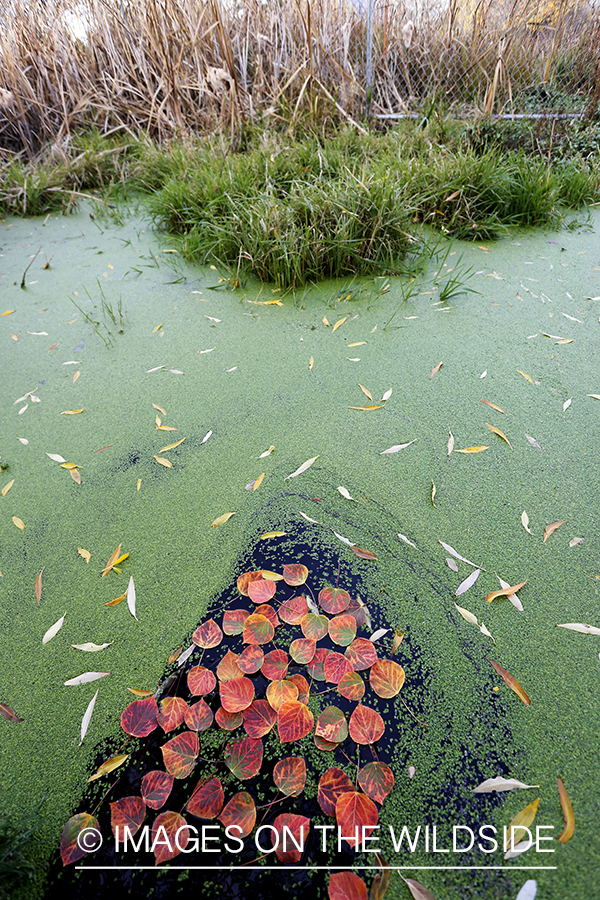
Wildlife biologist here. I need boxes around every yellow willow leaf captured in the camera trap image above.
[136,478,141,491]
[153,403,167,415]
[480,399,506,414]
[158,439,185,452]
[70,468,81,485]
[154,456,172,468]
[1,479,14,497]
[211,512,235,527]
[484,580,527,603]
[392,630,405,654]
[252,472,265,492]
[155,416,161,426]
[73,370,80,383]
[112,553,129,567]
[454,446,489,453]
[431,482,437,507]
[101,543,122,577]
[308,356,314,371]
[35,568,44,604]
[489,659,531,705]
[485,423,512,447]
[348,342,366,347]
[504,798,540,850]
[322,317,330,326]
[332,316,347,332]
[128,688,154,697]
[12,516,25,530]
[260,531,286,540]
[517,370,534,384]
[454,603,478,626]
[78,548,91,563]
[87,753,128,783]
[358,383,373,401]
[152,324,162,333]
[1,310,15,316]
[156,425,178,431]
[543,521,566,542]
[557,777,575,843]
[60,409,84,415]
[347,405,383,411]
[105,592,126,607]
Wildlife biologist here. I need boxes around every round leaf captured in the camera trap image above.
[266,679,299,711]
[289,638,316,665]
[337,671,365,701]
[316,706,348,743]
[329,872,368,900]
[151,811,189,864]
[184,698,213,732]
[323,652,354,684]
[60,813,101,866]
[215,707,243,730]
[370,659,405,698]
[273,757,307,797]
[157,697,188,733]
[314,734,339,752]
[286,673,310,704]
[279,595,308,625]
[358,761,395,804]
[318,586,351,614]
[272,813,310,863]
[218,791,256,839]
[187,666,217,697]
[349,705,385,745]
[187,776,224,820]
[282,563,309,587]
[224,735,263,780]
[223,609,249,636]
[220,677,255,713]
[301,613,329,641]
[335,791,378,849]
[237,645,264,674]
[243,699,277,738]
[254,604,279,627]
[121,696,158,738]
[248,577,276,604]
[217,650,243,682]
[243,613,275,645]
[328,614,357,647]
[192,619,223,649]
[161,730,199,778]
[110,797,145,840]
[278,700,314,743]
[345,638,378,672]
[141,770,174,810]
[306,647,329,681]
[260,649,288,681]
[237,570,264,596]
[318,768,354,816]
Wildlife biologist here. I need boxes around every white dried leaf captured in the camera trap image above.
[298,511,321,525]
[521,511,532,535]
[369,628,389,643]
[145,365,164,373]
[398,533,418,549]
[126,575,138,621]
[64,672,110,686]
[201,430,213,444]
[333,531,354,547]
[19,438,29,445]
[46,453,66,463]
[447,430,454,456]
[168,369,183,374]
[454,603,478,626]
[557,622,600,635]
[176,644,195,667]
[337,486,354,501]
[42,613,66,645]
[380,440,415,455]
[79,689,99,746]
[498,576,524,611]
[285,455,319,479]
[569,537,584,548]
[480,370,487,378]
[563,398,572,411]
[438,540,480,569]
[525,434,541,450]
[455,568,480,597]
[505,840,533,860]
[471,777,539,794]
[479,622,495,642]
[381,389,392,402]
[446,557,459,573]
[306,595,320,615]
[71,642,113,652]
[516,879,538,900]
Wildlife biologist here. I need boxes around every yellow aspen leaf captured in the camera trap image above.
[358,384,373,401]
[557,777,575,843]
[1,479,14,497]
[348,342,367,347]
[154,456,172,468]
[262,570,284,581]
[127,688,154,697]
[517,370,534,384]
[543,521,566,542]
[484,580,527,603]
[77,548,91,563]
[73,370,80,383]
[211,512,235,527]
[158,439,185,452]
[60,409,84,415]
[504,798,540,850]
[105,592,126,607]
[136,478,142,491]
[153,404,167,415]
[12,516,25,530]
[70,468,81,485]
[485,423,512,447]
[308,356,314,370]
[156,425,178,431]
[260,531,286,539]
[87,754,128,782]
[454,446,489,453]
[252,472,265,491]
[347,405,383,410]
[489,659,531,705]
[35,568,44,605]
[332,316,347,332]
[102,544,122,577]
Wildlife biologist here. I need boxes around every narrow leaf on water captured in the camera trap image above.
[521,511,532,535]
[358,384,373,401]
[64,672,110,686]
[438,540,481,569]
[430,361,443,379]
[79,689,99,745]
[471,777,539,793]
[348,405,383,410]
[35,568,44,605]
[332,317,347,332]
[454,604,478,626]
[42,612,65,644]
[480,400,506,414]
[447,430,454,456]
[380,440,415,455]
[1,479,14,497]
[486,423,511,447]
[126,576,137,620]
[556,622,600,635]
[543,521,566,542]
[101,544,122,577]
[72,642,113,651]
[285,456,319,479]
[557,777,575,843]
[12,516,25,530]
[211,512,236,527]
[455,568,480,596]
[484,580,527,603]
[489,660,531,705]
[455,446,489,453]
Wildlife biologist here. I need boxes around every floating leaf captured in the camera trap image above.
[521,511,532,535]
[431,481,437,508]
[267,680,299,711]
[79,689,99,745]
[101,543,122,577]
[237,570,264,596]
[480,399,506,414]
[543,521,566,542]
[454,445,488,453]
[525,434,541,450]
[274,757,307,797]
[109,796,144,837]
[350,545,378,561]
[223,609,249,636]
[218,792,256,838]
[471,777,539,794]
[0,703,24,723]
[185,698,214,732]
[248,577,276,604]
[563,398,572,411]
[505,798,540,851]
[289,638,316,665]
[447,430,454,456]
[128,688,154,698]
[438,540,480,568]
[243,700,277,738]
[454,604,479,626]
[336,791,378,849]
[332,317,347,332]
[126,575,137,621]
[285,456,319,479]
[380,439,416,457]
[430,361,443,379]
[64,672,110,686]
[337,486,354,501]
[398,532,418,550]
[329,614,357,646]
[349,704,385,744]
[345,638,378,671]
[324,651,354,684]
[515,881,538,900]
[370,659,405,698]
[557,777,575,843]
[121,696,158,737]
[556,622,600,635]
[318,586,351,615]
[358,762,394,804]
[192,619,223,649]
[278,700,314,742]
[489,660,531,705]
[358,384,373,401]
[88,754,128,783]
[455,568,480,596]
[151,811,189,864]
[497,576,524,612]
[301,613,330,641]
[211,511,235,527]
[348,405,382,411]
[157,697,188,733]
[329,871,368,900]
[220,677,255,713]
[280,596,309,624]
[402,877,438,900]
[381,389,392,401]
[224,735,263,780]
[486,423,511,447]
[517,370,534,384]
[306,647,329,681]
[244,613,274,645]
[187,665,216,696]
[272,813,310,864]
[70,468,81,485]
[338,671,365,701]
[258,445,275,458]
[215,708,243,730]
[187,776,224,820]
[61,409,84,415]
[318,768,354,815]
[162,730,199,779]
[77,547,91,563]
[315,706,348,744]
[287,673,310,705]
[1,479,14,497]
[42,612,65,644]
[237,645,265,674]
[159,439,185,452]
[12,516,25,530]
[262,649,289,681]
[485,580,527,603]
[569,536,584,548]
[60,813,101,866]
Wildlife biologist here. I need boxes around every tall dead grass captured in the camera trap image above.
[0,0,598,158]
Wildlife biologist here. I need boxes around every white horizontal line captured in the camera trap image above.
[76,865,557,871]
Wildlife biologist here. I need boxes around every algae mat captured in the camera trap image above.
[1,206,599,900]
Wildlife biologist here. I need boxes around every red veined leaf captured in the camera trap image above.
[323,652,354,684]
[121,696,158,737]
[329,614,357,647]
[248,577,276,604]
[358,762,395,804]
[237,570,264,596]
[306,647,329,681]
[289,638,316,664]
[215,707,243,730]
[161,730,199,778]
[151,811,189,864]
[316,706,348,743]
[187,666,217,697]
[370,659,405,698]
[224,735,263,780]
[254,604,279,627]
[141,770,174,810]
[110,796,145,839]
[157,697,188,733]
[220,677,255,713]
[329,871,368,900]
[184,698,214,732]
[286,673,310,704]
[273,757,307,797]
[262,649,289,681]
[243,613,275,645]
[318,768,354,816]
[315,734,339,751]
[345,638,378,672]
[337,671,365,701]
[243,699,277,738]
[266,679,299,711]
[279,595,308,624]
[60,813,101,866]
[335,791,378,849]
[301,613,329,641]
[349,705,385,745]
[192,619,223,649]
[282,563,309,587]
[217,650,243,682]
[222,609,249,635]
[345,595,368,629]
[218,791,256,838]
[278,700,314,742]
[187,776,224,820]
[318,586,351,615]
[272,813,310,863]
[237,645,264,674]
[350,545,378,561]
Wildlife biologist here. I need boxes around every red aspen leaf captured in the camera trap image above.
[215,707,243,730]
[316,706,348,743]
[544,521,566,542]
[192,619,223,649]
[237,645,264,674]
[0,702,24,723]
[141,771,175,810]
[357,762,395,804]
[323,652,354,684]
[329,871,368,900]
[301,613,329,641]
[337,671,365,701]
[318,586,351,615]
[273,757,307,797]
[217,650,243,682]
[336,791,378,849]
[290,638,316,665]
[278,700,315,742]
[243,613,275,645]
[279,595,309,624]
[370,659,406,698]
[187,776,224,820]
[185,698,214,732]
[237,570,264,596]
[151,811,189,864]
[282,563,309,586]
[349,705,385,745]
[318,768,354,816]
[272,813,310,863]
[350,546,378,561]
[315,734,339,751]
[306,647,329,681]
[489,659,531,706]
[223,609,249,635]
[161,730,199,778]
[218,791,256,838]
[248,577,277,604]
[345,595,369,629]
[187,666,217,696]
[345,638,378,671]
[266,680,299,711]
[60,813,101,866]
[121,696,158,737]
[157,697,188,733]
[557,777,575,843]
[286,673,310,704]
[329,614,357,647]
[224,735,263,780]
[254,604,280,627]
[220,676,255,713]
[110,796,145,839]
[262,649,289,681]
[243,699,277,738]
